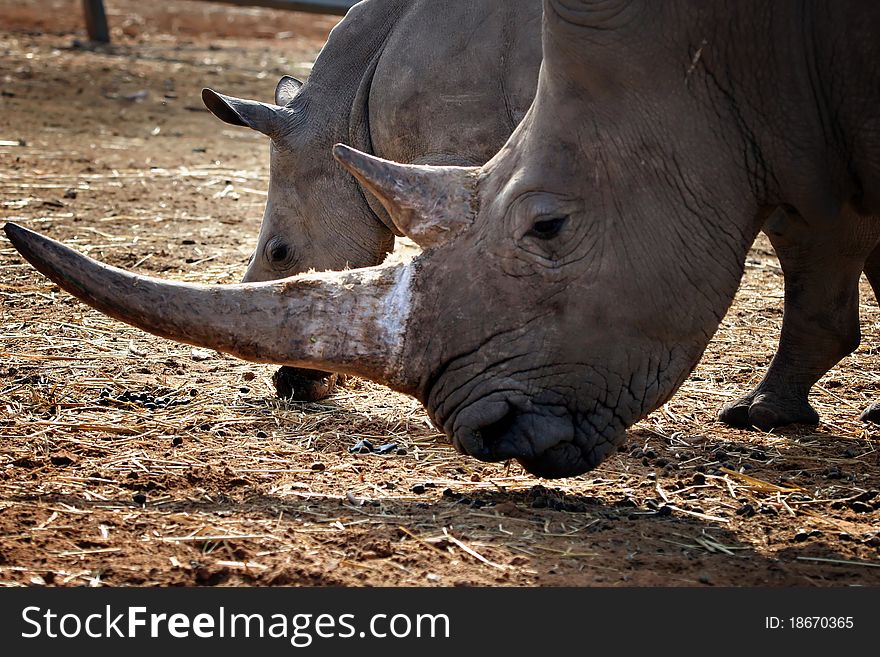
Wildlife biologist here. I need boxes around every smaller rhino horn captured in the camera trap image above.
[333,144,478,249]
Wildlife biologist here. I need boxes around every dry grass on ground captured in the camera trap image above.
[0,0,878,587]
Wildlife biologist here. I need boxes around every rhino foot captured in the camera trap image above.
[272,367,345,402]
[859,403,880,424]
[718,391,819,431]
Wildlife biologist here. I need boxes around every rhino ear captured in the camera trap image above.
[275,75,303,106]
[201,88,284,138]
[333,144,479,249]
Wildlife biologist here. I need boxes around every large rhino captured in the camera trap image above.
[6,0,880,477]
[201,0,541,401]
[208,0,880,433]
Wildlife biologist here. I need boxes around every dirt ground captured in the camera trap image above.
[1,0,878,588]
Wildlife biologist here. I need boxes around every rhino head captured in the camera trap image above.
[6,0,772,477]
[202,76,396,283]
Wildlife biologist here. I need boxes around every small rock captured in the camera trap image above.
[50,453,76,467]
[190,348,213,361]
[133,493,147,505]
[849,501,873,514]
[692,472,706,485]
[793,530,809,542]
[171,436,183,446]
[242,371,256,382]
[853,490,878,503]
[824,467,843,480]
[656,505,673,517]
[735,503,756,517]
[349,439,374,454]
[310,462,326,472]
[411,484,427,495]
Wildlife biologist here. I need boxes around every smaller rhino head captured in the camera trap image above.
[202,76,396,284]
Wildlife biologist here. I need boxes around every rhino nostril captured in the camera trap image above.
[474,407,518,448]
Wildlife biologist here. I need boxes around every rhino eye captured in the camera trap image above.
[526,216,567,240]
[264,237,293,267]
[270,243,289,262]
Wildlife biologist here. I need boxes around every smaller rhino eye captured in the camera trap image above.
[270,243,289,262]
[526,216,567,240]
[264,237,293,267]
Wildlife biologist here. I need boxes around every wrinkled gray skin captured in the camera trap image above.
[7,0,880,478]
[203,0,542,401]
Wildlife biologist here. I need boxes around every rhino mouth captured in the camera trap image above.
[447,393,624,478]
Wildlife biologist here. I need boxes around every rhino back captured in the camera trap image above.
[368,0,543,166]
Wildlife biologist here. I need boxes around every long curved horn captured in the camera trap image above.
[3,223,416,393]
[333,144,479,249]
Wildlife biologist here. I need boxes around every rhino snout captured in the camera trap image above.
[450,396,578,471]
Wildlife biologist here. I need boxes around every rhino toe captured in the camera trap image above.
[859,403,880,424]
[717,399,754,428]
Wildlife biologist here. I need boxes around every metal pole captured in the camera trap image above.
[196,0,357,15]
[82,0,110,43]
[80,0,357,46]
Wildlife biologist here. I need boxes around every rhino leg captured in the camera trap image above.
[272,367,346,403]
[858,244,880,423]
[719,206,879,431]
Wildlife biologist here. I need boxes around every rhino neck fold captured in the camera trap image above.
[347,44,403,238]
[4,223,417,394]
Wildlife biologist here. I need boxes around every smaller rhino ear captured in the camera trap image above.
[275,75,304,106]
[201,88,284,138]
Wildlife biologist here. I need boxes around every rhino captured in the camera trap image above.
[201,0,542,401]
[207,0,880,434]
[6,0,880,477]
